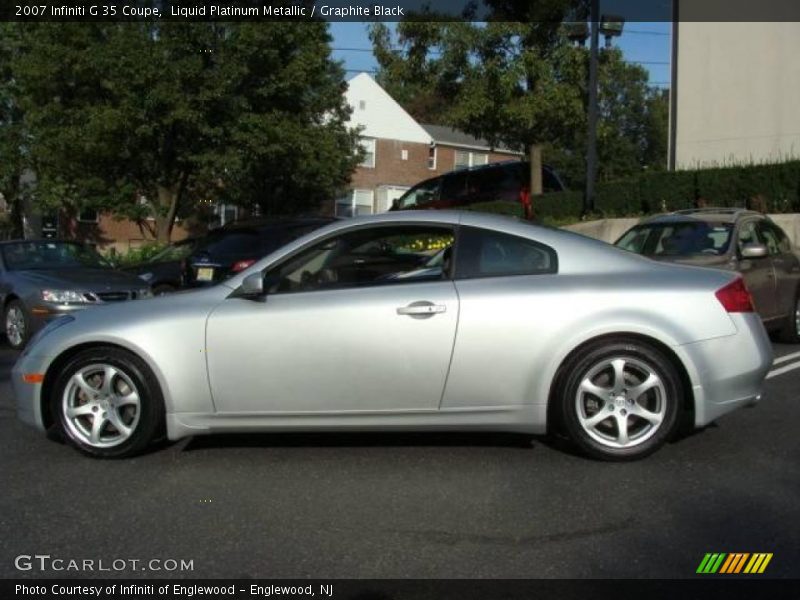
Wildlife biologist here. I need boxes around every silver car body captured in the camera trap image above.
[13,211,772,441]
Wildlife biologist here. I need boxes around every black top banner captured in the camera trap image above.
[2,0,800,22]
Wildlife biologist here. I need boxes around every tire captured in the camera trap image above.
[152,284,176,296]
[51,346,165,458]
[557,338,682,461]
[777,291,800,343]
[4,299,30,350]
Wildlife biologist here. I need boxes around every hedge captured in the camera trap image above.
[469,160,800,223]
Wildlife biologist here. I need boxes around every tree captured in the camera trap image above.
[0,24,30,239]
[11,22,361,242]
[370,20,670,192]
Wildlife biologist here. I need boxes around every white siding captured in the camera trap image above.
[675,22,800,168]
[344,73,433,145]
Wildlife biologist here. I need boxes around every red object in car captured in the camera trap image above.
[715,277,754,313]
[231,259,257,273]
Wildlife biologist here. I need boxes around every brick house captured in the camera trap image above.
[334,73,522,217]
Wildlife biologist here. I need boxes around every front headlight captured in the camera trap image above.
[138,272,154,282]
[41,290,89,304]
[21,315,75,357]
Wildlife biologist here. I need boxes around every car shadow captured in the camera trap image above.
[181,430,538,451]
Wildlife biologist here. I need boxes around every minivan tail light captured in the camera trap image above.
[715,277,754,313]
[231,259,257,273]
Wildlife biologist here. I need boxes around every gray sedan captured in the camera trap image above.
[1,240,152,349]
[12,212,772,461]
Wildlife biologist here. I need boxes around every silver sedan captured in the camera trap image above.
[12,211,773,461]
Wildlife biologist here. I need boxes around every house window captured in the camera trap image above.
[214,203,239,226]
[335,189,374,218]
[428,145,437,170]
[454,150,488,170]
[360,138,376,168]
[401,149,408,161]
[77,208,99,223]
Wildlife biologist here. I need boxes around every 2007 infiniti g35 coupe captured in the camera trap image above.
[12,211,772,461]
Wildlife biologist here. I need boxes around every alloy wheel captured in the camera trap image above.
[6,306,25,348]
[575,356,667,449]
[61,363,141,448]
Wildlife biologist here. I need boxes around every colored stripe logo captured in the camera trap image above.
[697,553,773,574]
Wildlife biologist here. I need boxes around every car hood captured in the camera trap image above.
[15,268,147,290]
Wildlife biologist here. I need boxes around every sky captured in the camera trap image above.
[329,21,672,90]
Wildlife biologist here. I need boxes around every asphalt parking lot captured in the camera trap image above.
[1,342,798,580]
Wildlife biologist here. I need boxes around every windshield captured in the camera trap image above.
[616,222,734,257]
[1,241,112,270]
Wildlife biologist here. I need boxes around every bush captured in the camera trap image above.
[110,243,166,267]
[465,160,800,223]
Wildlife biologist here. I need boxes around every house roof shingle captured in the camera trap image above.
[420,123,521,155]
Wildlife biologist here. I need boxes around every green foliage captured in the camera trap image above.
[110,243,167,267]
[8,22,361,242]
[468,161,800,222]
[370,23,669,188]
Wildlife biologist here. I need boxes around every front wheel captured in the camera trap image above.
[5,300,30,350]
[51,347,164,458]
[558,339,682,461]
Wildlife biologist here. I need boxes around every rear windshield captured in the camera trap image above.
[616,222,734,257]
[1,241,111,270]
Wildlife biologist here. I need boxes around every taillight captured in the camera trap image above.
[715,277,754,313]
[231,259,256,273]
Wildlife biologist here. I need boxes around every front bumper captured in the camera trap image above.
[681,313,773,427]
[11,352,52,432]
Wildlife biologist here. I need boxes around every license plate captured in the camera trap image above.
[196,267,215,282]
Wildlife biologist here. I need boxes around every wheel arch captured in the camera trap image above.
[545,332,695,433]
[40,341,167,431]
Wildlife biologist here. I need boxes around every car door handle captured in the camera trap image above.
[396,302,446,316]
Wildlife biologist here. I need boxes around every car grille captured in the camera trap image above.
[85,291,135,302]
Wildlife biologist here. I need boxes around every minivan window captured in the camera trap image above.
[396,178,439,209]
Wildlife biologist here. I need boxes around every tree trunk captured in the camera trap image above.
[529,144,543,195]
[154,184,179,244]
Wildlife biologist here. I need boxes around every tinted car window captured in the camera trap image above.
[197,231,262,255]
[617,222,733,256]
[758,221,791,254]
[756,221,782,255]
[440,170,468,204]
[396,179,439,209]
[468,163,526,204]
[455,226,557,279]
[267,225,455,293]
[737,221,761,254]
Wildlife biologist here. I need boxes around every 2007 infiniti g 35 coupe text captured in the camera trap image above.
[12,212,773,461]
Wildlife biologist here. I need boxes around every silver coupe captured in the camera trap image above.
[12,212,773,460]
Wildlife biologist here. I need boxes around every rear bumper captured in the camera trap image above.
[680,313,773,427]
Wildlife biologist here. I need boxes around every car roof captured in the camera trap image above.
[640,207,764,225]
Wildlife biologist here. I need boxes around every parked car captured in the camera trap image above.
[0,240,152,350]
[615,208,800,342]
[390,160,566,219]
[123,238,198,295]
[184,217,335,287]
[13,211,771,461]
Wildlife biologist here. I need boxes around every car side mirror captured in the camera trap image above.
[239,272,265,298]
[740,243,768,259]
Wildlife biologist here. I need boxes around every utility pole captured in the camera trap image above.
[584,0,600,217]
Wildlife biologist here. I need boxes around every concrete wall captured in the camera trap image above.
[674,22,800,168]
[564,215,800,248]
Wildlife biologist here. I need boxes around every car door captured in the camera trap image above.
[757,220,800,319]
[736,219,777,318]
[205,223,459,413]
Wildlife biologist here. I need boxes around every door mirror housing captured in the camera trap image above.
[239,272,265,298]
[740,243,768,259]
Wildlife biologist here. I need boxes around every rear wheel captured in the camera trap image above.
[51,347,164,458]
[777,291,800,343]
[558,339,682,461]
[5,299,29,350]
